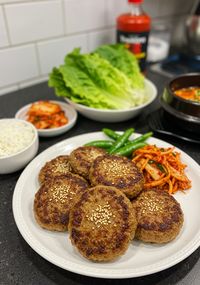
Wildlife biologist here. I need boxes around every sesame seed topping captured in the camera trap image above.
[100,159,132,177]
[86,202,113,227]
[49,184,75,204]
[139,198,164,215]
[51,162,69,174]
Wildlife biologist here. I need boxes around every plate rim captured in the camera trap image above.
[12,131,200,279]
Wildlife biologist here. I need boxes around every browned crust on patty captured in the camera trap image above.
[132,189,184,243]
[34,173,89,231]
[38,155,73,185]
[89,154,144,199]
[69,146,106,179]
[69,185,137,261]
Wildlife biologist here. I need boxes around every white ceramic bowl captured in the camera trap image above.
[0,119,39,174]
[65,79,157,123]
[15,100,77,137]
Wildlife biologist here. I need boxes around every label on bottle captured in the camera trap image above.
[117,30,149,72]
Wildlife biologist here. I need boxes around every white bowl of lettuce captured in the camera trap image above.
[64,78,156,122]
[49,44,157,122]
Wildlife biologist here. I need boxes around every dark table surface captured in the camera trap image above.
[0,71,200,285]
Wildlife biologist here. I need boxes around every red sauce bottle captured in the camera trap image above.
[117,0,151,72]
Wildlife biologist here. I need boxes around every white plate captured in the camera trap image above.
[15,100,77,137]
[12,132,200,279]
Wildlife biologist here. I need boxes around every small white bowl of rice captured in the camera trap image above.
[0,118,39,174]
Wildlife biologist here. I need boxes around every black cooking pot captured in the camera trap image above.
[160,73,200,134]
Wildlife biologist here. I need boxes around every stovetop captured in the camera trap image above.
[150,53,200,77]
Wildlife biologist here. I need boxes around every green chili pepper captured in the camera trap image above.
[114,142,147,157]
[84,140,113,149]
[125,132,153,146]
[109,128,135,154]
[102,128,120,140]
[101,129,153,155]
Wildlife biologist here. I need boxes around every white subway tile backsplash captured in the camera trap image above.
[106,0,160,26]
[106,0,129,26]
[5,1,64,45]
[37,34,88,75]
[158,0,194,17]
[0,0,197,94]
[0,0,32,3]
[0,7,9,47]
[64,0,107,34]
[19,76,48,89]
[88,29,115,52]
[0,45,39,88]
[143,0,160,19]
[106,0,193,25]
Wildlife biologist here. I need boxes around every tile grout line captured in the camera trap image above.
[18,75,48,89]
[0,75,48,93]
[0,25,116,51]
[61,0,67,35]
[0,12,187,53]
[1,4,12,45]
[0,0,57,5]
[0,34,67,51]
[103,0,108,30]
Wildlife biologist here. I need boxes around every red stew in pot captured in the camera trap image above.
[174,87,200,103]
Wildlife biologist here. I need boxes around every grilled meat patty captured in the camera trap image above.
[69,146,106,179]
[89,154,144,198]
[34,173,89,231]
[69,185,137,261]
[39,155,73,185]
[132,189,184,243]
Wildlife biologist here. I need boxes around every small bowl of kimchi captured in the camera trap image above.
[15,100,77,137]
[160,73,200,134]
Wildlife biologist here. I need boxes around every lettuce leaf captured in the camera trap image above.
[67,48,137,106]
[49,57,133,109]
[48,67,71,97]
[95,44,144,89]
[48,45,147,110]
